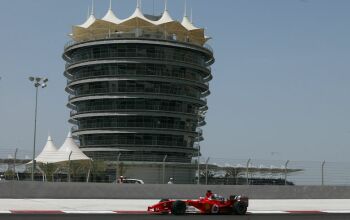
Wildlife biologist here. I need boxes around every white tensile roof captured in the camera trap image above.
[181,15,199,31]
[78,14,96,28]
[57,132,90,162]
[102,8,122,24]
[102,0,122,24]
[31,133,90,164]
[71,1,208,45]
[34,136,59,163]
[154,9,173,25]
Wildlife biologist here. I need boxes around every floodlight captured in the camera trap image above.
[29,77,35,82]
[43,78,48,83]
[35,77,41,82]
[41,84,47,88]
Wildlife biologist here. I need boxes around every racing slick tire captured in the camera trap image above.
[211,204,219,214]
[171,200,186,215]
[233,201,247,215]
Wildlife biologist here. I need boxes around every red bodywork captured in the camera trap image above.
[147,194,249,215]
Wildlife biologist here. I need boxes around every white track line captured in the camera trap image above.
[323,210,350,214]
[0,211,11,214]
[248,211,288,214]
[63,211,115,214]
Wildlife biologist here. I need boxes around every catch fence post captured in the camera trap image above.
[116,153,121,182]
[284,160,289,185]
[162,155,167,184]
[205,157,210,185]
[68,151,72,182]
[321,160,326,186]
[197,145,201,185]
[86,159,92,183]
[246,159,251,185]
[14,148,18,180]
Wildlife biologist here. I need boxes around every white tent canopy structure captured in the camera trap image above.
[33,136,59,164]
[31,133,90,164]
[57,132,91,162]
[70,0,209,45]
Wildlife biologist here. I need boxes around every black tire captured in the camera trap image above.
[233,201,247,215]
[171,200,186,215]
[159,199,170,203]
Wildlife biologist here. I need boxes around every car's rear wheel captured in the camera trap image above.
[233,201,247,215]
[171,200,186,215]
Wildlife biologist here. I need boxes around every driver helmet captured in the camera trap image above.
[206,190,213,198]
[210,194,218,200]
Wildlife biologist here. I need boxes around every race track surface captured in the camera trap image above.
[0,214,350,220]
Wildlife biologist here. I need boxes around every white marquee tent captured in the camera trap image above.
[33,136,59,163]
[57,132,90,162]
[32,132,90,164]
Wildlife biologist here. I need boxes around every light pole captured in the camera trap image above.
[29,76,48,181]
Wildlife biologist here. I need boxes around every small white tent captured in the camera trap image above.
[34,136,59,163]
[30,133,90,164]
[56,132,90,162]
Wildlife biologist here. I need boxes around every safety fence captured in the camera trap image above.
[0,148,349,185]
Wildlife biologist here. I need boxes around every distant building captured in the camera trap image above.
[63,1,214,183]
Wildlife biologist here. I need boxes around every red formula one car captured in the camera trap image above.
[147,190,249,215]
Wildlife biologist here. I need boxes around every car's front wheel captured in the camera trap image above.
[233,201,247,215]
[171,200,186,215]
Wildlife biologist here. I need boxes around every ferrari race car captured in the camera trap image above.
[147,190,249,215]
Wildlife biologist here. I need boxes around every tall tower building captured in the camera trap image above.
[63,1,214,182]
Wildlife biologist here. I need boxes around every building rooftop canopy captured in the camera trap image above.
[71,0,209,46]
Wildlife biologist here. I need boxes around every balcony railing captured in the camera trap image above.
[71,125,197,134]
[65,53,208,71]
[67,74,208,88]
[70,108,197,117]
[68,91,207,103]
[64,31,214,54]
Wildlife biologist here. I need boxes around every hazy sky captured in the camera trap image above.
[0,0,349,162]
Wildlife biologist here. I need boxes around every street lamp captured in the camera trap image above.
[29,76,48,181]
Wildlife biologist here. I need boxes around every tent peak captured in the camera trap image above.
[102,6,121,24]
[67,131,72,138]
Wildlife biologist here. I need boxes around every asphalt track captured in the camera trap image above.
[0,214,350,220]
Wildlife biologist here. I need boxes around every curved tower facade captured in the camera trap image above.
[63,3,214,167]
